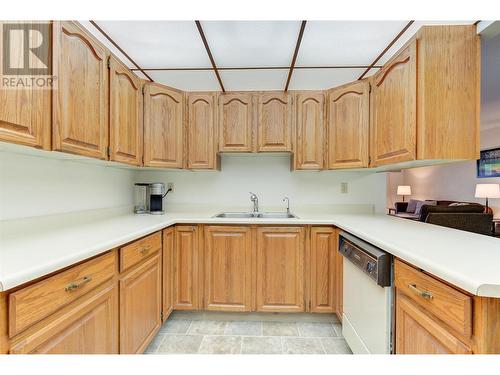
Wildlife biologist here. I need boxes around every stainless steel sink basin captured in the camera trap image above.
[213,212,298,219]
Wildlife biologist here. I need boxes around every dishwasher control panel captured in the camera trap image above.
[339,232,392,287]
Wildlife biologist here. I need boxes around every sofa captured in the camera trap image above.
[394,200,494,236]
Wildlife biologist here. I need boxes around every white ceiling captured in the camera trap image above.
[82,20,475,91]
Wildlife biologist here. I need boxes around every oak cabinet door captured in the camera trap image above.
[219,93,254,152]
[162,227,175,321]
[395,292,472,354]
[256,227,305,312]
[120,254,162,354]
[143,83,184,168]
[327,80,369,169]
[174,226,200,310]
[10,283,118,354]
[204,226,252,312]
[370,42,417,166]
[257,92,292,152]
[309,227,336,313]
[109,57,143,166]
[187,93,217,169]
[0,21,51,150]
[294,91,325,169]
[52,21,109,159]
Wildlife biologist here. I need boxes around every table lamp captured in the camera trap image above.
[397,185,412,202]
[475,184,500,210]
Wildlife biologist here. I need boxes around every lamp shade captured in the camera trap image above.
[475,184,500,198]
[397,185,412,196]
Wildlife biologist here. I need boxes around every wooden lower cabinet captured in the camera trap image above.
[309,227,336,313]
[119,253,162,354]
[10,282,118,354]
[174,225,200,310]
[256,227,305,312]
[162,227,175,321]
[204,226,253,311]
[334,229,343,321]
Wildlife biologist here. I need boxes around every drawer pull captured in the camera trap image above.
[65,276,92,292]
[139,245,152,254]
[408,283,433,300]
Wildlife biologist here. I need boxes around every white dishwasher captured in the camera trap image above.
[339,232,394,354]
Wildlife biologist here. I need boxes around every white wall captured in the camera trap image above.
[0,151,135,220]
[137,154,387,213]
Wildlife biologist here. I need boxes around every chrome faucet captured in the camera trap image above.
[249,192,259,213]
[283,196,290,214]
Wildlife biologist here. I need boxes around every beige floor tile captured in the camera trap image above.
[188,320,227,335]
[297,322,336,337]
[225,321,262,336]
[262,322,299,336]
[198,336,242,354]
[156,334,203,354]
[144,333,166,354]
[332,323,343,337]
[160,319,192,334]
[241,337,282,354]
[282,337,325,354]
[321,338,352,354]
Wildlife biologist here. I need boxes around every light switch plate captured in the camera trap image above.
[341,182,348,194]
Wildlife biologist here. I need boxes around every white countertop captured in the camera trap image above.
[1,205,499,297]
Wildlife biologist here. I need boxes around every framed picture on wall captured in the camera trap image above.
[477,147,500,178]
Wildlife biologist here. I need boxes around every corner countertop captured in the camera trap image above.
[1,205,499,297]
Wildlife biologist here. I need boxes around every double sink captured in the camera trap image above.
[214,212,299,219]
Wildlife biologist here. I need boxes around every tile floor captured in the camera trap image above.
[145,311,352,354]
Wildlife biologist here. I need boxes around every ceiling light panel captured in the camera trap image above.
[87,21,212,69]
[201,21,302,67]
[148,70,221,91]
[288,68,366,90]
[296,21,408,66]
[220,69,289,91]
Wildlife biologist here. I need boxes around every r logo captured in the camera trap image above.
[2,23,50,75]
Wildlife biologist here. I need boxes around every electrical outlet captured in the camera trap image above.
[167,183,174,192]
[341,182,348,194]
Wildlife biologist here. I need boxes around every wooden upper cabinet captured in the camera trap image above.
[174,226,200,310]
[294,91,325,170]
[52,21,109,159]
[327,80,369,169]
[143,83,184,168]
[256,227,305,312]
[204,226,252,312]
[257,92,292,152]
[219,93,254,152]
[187,92,218,169]
[309,227,336,313]
[0,21,51,150]
[109,57,143,166]
[370,42,417,166]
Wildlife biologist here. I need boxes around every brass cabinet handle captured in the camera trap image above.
[408,283,433,300]
[139,245,152,254]
[65,276,92,292]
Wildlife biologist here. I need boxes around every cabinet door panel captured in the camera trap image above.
[120,254,162,354]
[10,283,118,354]
[109,57,143,166]
[396,293,471,354]
[256,227,305,312]
[187,93,217,169]
[143,84,184,168]
[52,21,108,159]
[294,92,325,169]
[334,229,343,321]
[162,227,174,321]
[174,226,199,310]
[310,227,336,313]
[327,81,369,169]
[204,226,252,311]
[371,42,417,166]
[257,92,292,152]
[0,21,51,150]
[219,93,254,152]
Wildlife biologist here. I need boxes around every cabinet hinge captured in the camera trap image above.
[106,146,111,157]
[369,83,372,93]
[161,310,164,320]
[107,57,111,69]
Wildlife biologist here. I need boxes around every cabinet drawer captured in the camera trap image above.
[9,251,116,337]
[395,259,472,338]
[120,232,161,272]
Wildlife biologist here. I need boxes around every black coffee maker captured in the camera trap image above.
[134,183,169,215]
